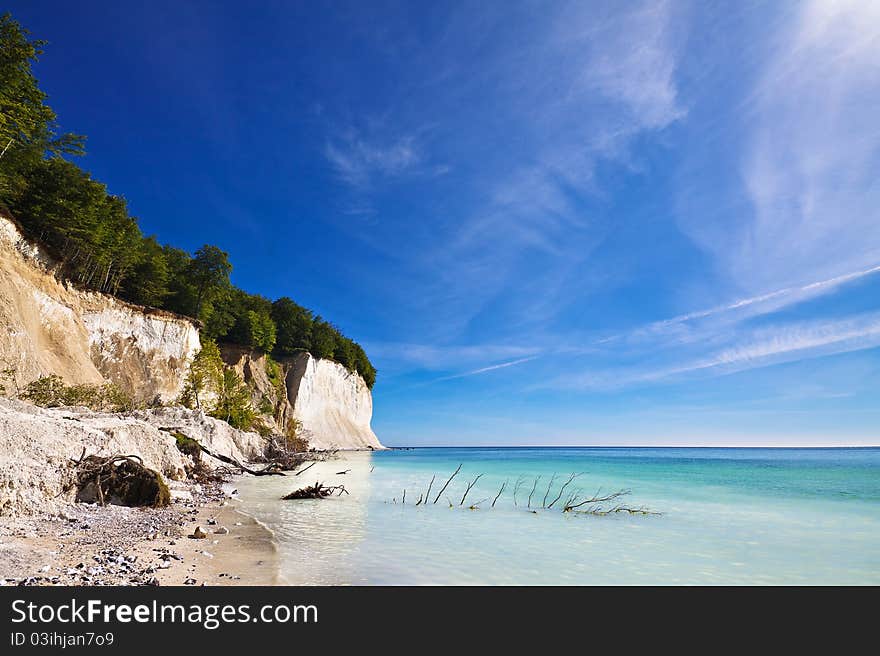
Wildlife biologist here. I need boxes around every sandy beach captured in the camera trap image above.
[0,480,279,587]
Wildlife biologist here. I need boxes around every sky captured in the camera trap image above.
[9,0,880,446]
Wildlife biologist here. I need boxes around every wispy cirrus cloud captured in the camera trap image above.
[599,263,880,347]
[414,0,686,337]
[363,342,540,373]
[553,311,880,392]
[325,133,422,188]
[679,0,880,293]
[430,356,540,383]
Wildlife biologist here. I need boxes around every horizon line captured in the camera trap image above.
[382,444,880,449]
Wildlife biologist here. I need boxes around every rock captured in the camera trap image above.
[188,526,207,539]
[213,526,228,535]
[169,489,193,502]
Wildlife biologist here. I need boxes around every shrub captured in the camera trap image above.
[209,368,256,430]
[21,375,134,411]
[21,374,67,406]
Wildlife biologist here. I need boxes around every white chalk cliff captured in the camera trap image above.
[0,214,200,403]
[285,352,380,450]
[0,213,382,451]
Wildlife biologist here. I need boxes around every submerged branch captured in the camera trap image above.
[433,463,462,504]
[459,473,484,506]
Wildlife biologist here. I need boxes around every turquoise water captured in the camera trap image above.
[235,447,880,585]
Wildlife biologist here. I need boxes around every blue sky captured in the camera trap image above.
[11,0,880,445]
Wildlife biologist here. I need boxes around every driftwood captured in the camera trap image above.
[388,470,658,516]
[162,429,285,477]
[459,473,484,506]
[281,482,348,500]
[433,463,462,504]
[547,473,580,509]
[527,476,541,509]
[293,461,317,477]
[74,454,170,507]
[492,479,508,508]
[513,475,526,506]
[196,442,286,476]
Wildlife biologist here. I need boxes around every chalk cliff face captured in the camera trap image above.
[0,214,382,450]
[221,346,382,450]
[0,215,199,403]
[285,353,380,450]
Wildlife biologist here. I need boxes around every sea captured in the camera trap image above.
[234,447,880,585]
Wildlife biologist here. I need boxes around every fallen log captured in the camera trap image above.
[281,482,348,500]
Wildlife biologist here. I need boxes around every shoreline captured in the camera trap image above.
[0,478,280,587]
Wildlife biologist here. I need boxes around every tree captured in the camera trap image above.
[333,333,356,370]
[119,235,169,307]
[210,368,255,430]
[7,157,142,294]
[352,342,376,389]
[0,13,83,198]
[187,245,231,319]
[160,245,195,315]
[179,339,223,410]
[310,317,337,360]
[245,309,276,352]
[271,297,313,354]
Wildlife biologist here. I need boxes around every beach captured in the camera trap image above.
[0,480,279,587]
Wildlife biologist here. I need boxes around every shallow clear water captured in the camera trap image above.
[235,447,880,585]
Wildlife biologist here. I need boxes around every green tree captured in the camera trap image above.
[333,333,356,370]
[245,309,276,352]
[7,157,142,294]
[352,342,376,389]
[179,339,223,410]
[210,368,255,430]
[0,13,84,198]
[188,245,231,319]
[119,235,170,307]
[271,297,313,354]
[310,317,337,360]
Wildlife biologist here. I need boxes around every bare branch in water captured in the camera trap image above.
[547,473,580,509]
[513,475,526,506]
[424,475,435,506]
[293,461,317,477]
[563,489,631,512]
[492,479,508,508]
[460,473,484,506]
[542,473,558,508]
[433,463,462,504]
[527,476,541,509]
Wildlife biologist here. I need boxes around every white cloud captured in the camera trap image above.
[600,262,880,347]
[562,311,880,391]
[430,356,540,383]
[422,0,685,334]
[363,341,540,371]
[681,0,880,292]
[325,133,422,188]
